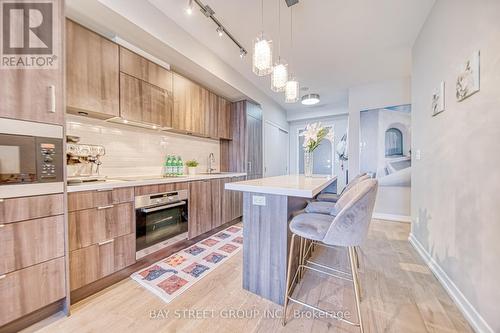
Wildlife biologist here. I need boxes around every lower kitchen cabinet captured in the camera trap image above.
[0,257,66,327]
[0,215,65,275]
[68,202,134,251]
[188,180,213,239]
[68,187,134,212]
[69,233,135,291]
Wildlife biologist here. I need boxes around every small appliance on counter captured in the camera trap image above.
[66,135,107,184]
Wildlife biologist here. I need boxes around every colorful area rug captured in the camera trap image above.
[131,225,243,303]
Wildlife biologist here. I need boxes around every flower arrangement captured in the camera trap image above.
[301,122,334,153]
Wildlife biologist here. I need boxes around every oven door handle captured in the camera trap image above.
[140,201,186,213]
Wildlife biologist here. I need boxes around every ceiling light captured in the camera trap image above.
[285,75,299,103]
[186,0,193,15]
[240,48,247,59]
[271,59,288,92]
[301,94,320,106]
[216,26,224,37]
[252,33,273,76]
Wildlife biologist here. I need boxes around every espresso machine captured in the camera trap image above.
[66,136,107,184]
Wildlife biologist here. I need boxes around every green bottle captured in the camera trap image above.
[166,155,173,177]
[177,156,183,176]
[163,156,169,177]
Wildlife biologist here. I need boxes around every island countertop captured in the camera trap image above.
[225,174,336,198]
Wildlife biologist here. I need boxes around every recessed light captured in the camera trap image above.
[301,93,320,106]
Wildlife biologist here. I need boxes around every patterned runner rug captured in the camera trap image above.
[131,225,243,303]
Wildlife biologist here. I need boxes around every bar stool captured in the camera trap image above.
[316,173,369,203]
[282,179,378,332]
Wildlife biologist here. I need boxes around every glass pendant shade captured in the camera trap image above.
[285,76,299,103]
[271,59,288,92]
[252,33,273,76]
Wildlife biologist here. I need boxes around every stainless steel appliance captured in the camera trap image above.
[0,133,63,184]
[135,189,189,251]
[66,137,107,184]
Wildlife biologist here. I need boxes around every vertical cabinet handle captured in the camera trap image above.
[48,85,56,113]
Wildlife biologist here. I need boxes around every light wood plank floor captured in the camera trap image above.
[27,220,473,333]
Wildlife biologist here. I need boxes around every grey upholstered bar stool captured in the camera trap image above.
[282,179,378,332]
[316,173,369,203]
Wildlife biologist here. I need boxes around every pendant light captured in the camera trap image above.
[285,6,299,103]
[252,0,273,76]
[271,0,288,92]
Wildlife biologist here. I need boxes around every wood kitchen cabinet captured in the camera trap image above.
[134,182,188,196]
[119,47,172,92]
[188,180,213,238]
[67,187,134,212]
[202,89,219,139]
[0,0,64,125]
[120,73,172,127]
[69,233,135,291]
[66,19,120,119]
[218,97,232,140]
[173,73,204,135]
[0,193,64,224]
[0,257,66,327]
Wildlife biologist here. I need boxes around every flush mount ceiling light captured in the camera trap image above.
[301,93,320,106]
[252,0,273,76]
[271,0,288,92]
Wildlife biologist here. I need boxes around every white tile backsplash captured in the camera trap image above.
[66,115,220,177]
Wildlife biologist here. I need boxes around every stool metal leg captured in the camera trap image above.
[282,233,297,326]
[349,246,364,333]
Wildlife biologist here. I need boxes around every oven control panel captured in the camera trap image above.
[135,189,189,209]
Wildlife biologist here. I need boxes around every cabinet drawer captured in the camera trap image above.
[68,202,134,251]
[0,194,64,224]
[70,233,135,291]
[134,182,188,196]
[68,187,134,212]
[0,215,64,275]
[0,257,66,327]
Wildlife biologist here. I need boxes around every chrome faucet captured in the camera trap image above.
[207,152,216,173]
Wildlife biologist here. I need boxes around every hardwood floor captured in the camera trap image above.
[26,220,472,333]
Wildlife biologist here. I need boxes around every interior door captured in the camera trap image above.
[264,122,289,176]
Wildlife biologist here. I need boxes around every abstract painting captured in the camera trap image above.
[456,50,480,101]
[432,81,445,116]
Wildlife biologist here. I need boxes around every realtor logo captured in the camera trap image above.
[1,0,57,68]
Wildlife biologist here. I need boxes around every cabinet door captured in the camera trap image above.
[173,73,203,135]
[221,178,233,224]
[119,47,172,92]
[231,177,245,220]
[217,97,232,140]
[188,180,212,238]
[202,89,218,138]
[0,258,66,327]
[67,187,134,212]
[66,19,119,118]
[119,73,146,123]
[210,179,222,229]
[0,215,64,275]
[147,83,172,128]
[247,115,263,177]
[68,202,134,251]
[69,245,99,290]
[0,1,64,125]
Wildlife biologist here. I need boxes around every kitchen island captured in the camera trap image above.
[225,174,337,305]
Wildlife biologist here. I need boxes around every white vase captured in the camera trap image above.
[304,151,313,177]
[188,167,197,175]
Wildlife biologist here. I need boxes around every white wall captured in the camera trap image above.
[66,115,220,177]
[348,77,411,179]
[411,1,500,332]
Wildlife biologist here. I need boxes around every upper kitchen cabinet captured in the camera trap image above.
[217,96,232,140]
[172,73,203,135]
[66,19,120,119]
[119,47,172,92]
[202,89,218,139]
[0,1,64,125]
[120,73,172,128]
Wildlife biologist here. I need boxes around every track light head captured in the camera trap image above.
[216,26,224,37]
[186,0,193,15]
[240,48,248,59]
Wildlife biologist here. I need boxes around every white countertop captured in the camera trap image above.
[67,173,247,192]
[224,174,337,198]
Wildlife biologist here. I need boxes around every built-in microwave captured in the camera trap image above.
[0,133,63,185]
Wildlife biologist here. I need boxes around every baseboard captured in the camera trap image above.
[373,213,411,223]
[408,233,493,333]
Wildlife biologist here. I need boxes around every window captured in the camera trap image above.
[385,128,403,156]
